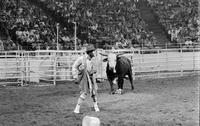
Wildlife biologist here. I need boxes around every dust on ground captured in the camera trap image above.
[0,75,199,126]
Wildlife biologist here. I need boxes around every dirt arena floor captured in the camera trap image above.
[0,75,199,126]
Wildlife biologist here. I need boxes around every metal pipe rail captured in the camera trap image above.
[0,48,199,86]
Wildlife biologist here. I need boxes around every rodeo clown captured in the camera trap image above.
[72,44,100,114]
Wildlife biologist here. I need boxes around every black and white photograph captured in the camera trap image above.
[0,0,199,125]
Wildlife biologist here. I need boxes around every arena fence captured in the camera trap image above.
[0,48,199,86]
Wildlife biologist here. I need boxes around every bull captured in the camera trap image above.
[100,53,134,94]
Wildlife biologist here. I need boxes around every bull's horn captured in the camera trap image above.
[116,53,124,56]
[99,52,108,57]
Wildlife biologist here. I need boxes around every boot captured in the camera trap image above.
[74,104,80,114]
[93,102,100,112]
[74,94,85,114]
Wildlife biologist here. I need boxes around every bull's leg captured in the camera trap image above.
[115,76,124,94]
[108,79,115,94]
[118,76,124,89]
[128,71,134,90]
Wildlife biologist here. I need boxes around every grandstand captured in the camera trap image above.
[0,0,199,50]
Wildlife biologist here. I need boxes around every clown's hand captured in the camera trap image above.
[78,65,85,71]
[73,75,79,84]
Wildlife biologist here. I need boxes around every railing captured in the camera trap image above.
[131,48,200,79]
[97,48,200,80]
[0,50,84,86]
[0,48,199,86]
[0,51,23,86]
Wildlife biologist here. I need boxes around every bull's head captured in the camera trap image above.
[100,52,123,73]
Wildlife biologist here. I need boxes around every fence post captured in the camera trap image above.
[24,52,27,85]
[28,52,30,83]
[157,49,160,78]
[21,52,24,86]
[138,49,142,78]
[165,49,168,70]
[132,48,135,80]
[69,51,72,80]
[193,47,195,74]
[180,48,183,76]
[98,49,101,80]
[53,53,57,85]
[141,47,144,62]
[5,52,7,82]
[16,51,20,84]
[180,43,182,48]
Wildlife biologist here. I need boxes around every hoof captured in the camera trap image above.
[110,91,115,95]
[115,89,123,95]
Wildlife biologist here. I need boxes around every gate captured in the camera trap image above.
[0,50,84,86]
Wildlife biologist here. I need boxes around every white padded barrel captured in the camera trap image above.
[82,116,100,126]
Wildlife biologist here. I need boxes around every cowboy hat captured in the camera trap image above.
[86,44,95,52]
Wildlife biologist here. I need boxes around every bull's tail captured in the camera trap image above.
[128,70,134,90]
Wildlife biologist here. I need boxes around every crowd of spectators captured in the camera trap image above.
[0,0,159,50]
[147,0,199,46]
[1,0,198,50]
[39,0,158,49]
[0,0,78,50]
